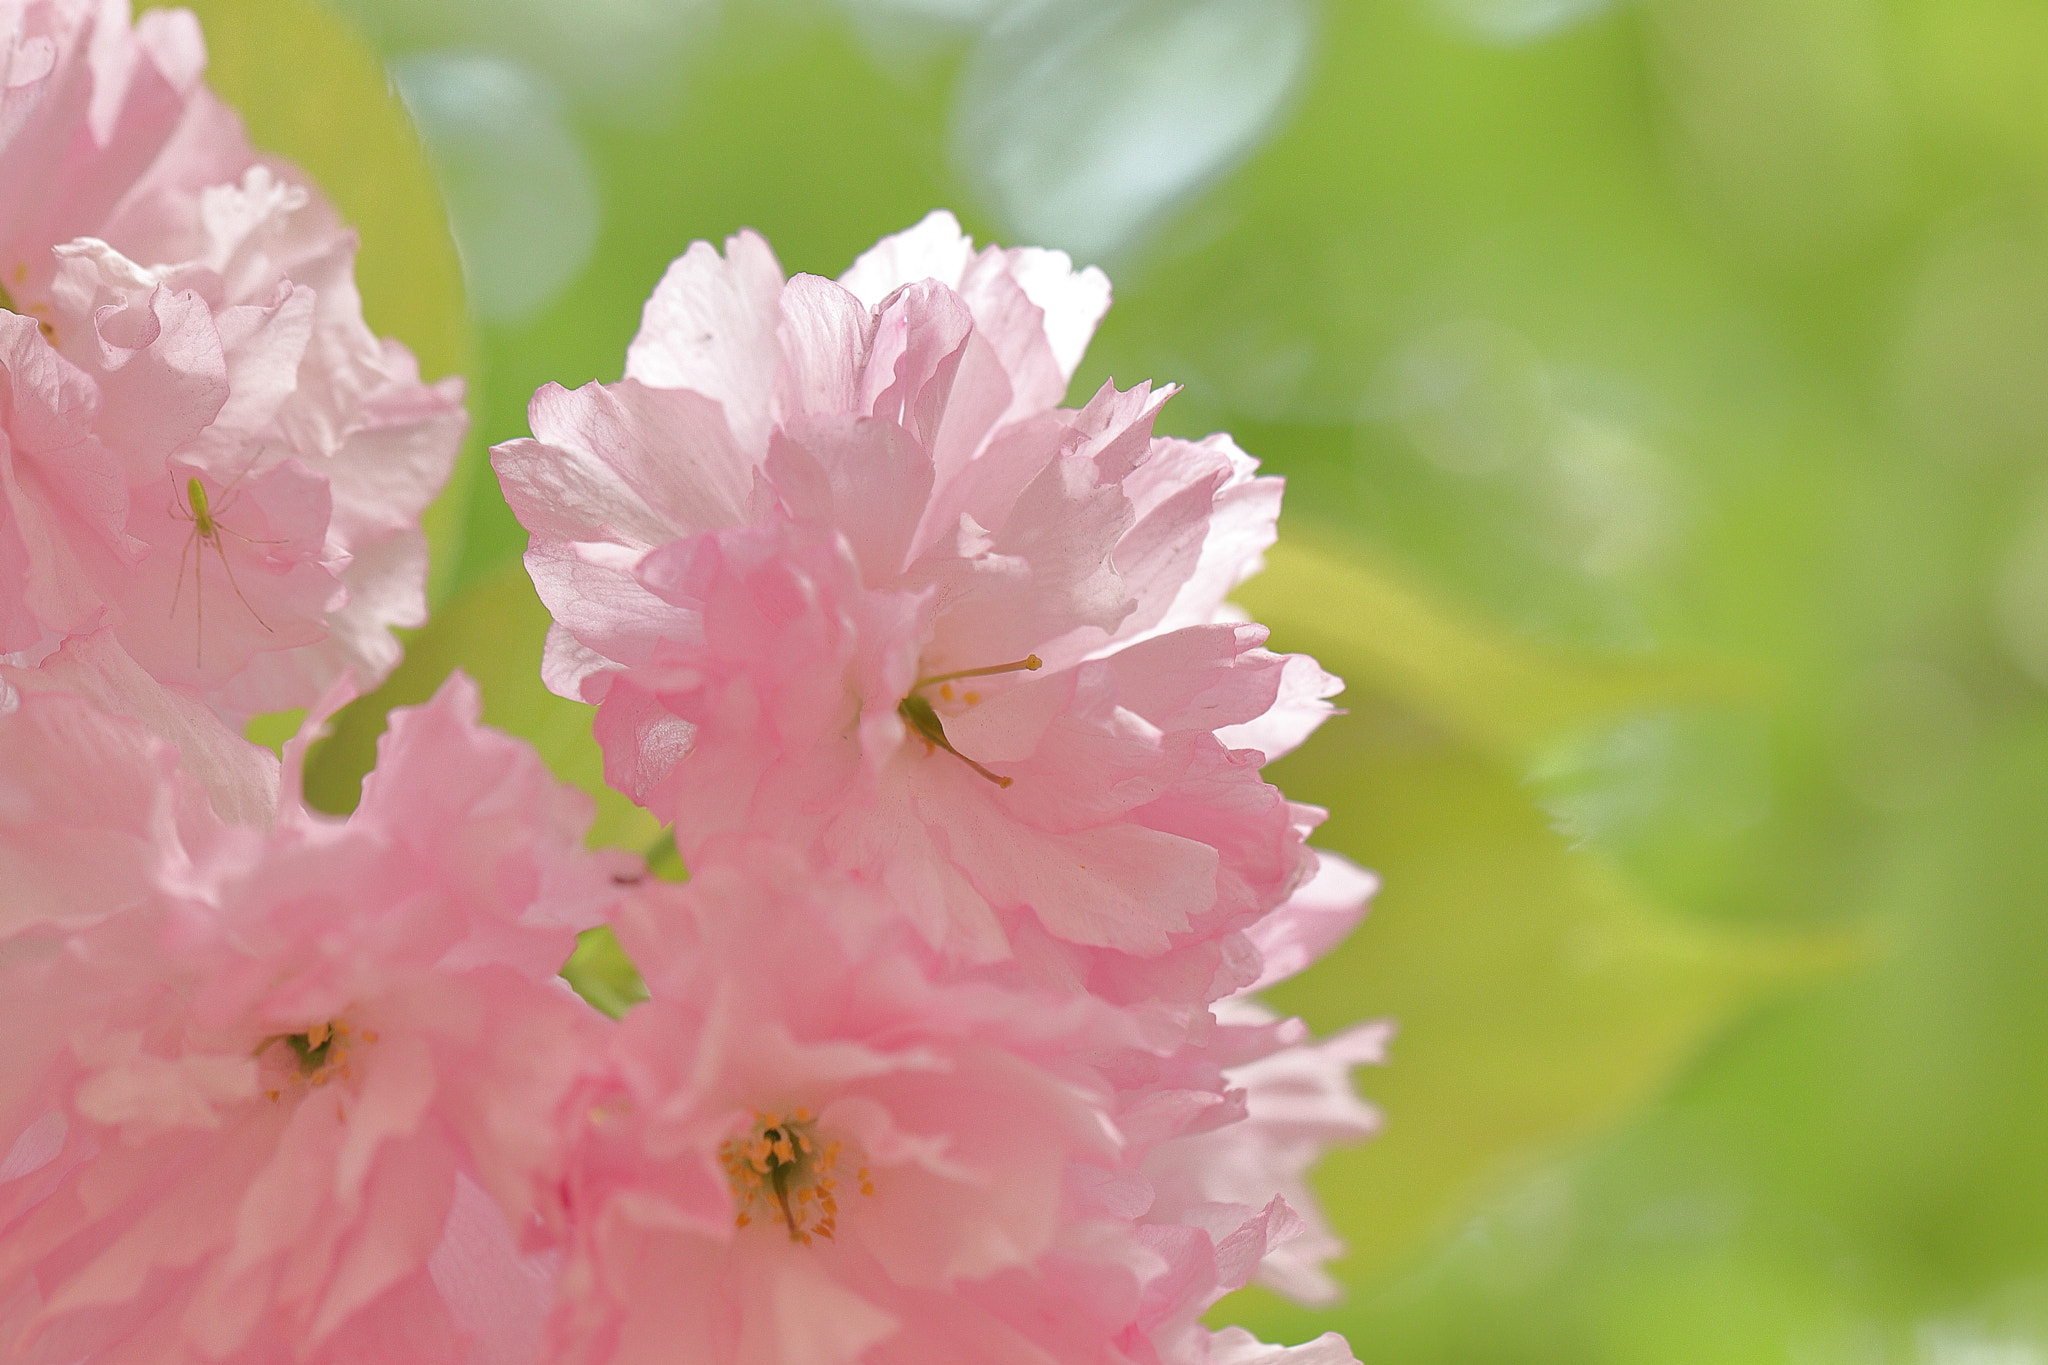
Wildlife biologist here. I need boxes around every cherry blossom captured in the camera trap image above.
[546,851,1127,1365]
[0,0,464,721]
[493,212,1338,996]
[0,677,628,1363]
[4,16,1388,1353]
[540,846,1377,1365]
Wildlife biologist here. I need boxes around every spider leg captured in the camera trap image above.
[218,525,289,547]
[213,445,269,512]
[170,523,198,632]
[210,531,274,635]
[194,527,205,669]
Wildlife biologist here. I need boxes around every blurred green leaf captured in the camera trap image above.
[184,0,479,604]
[1279,715,2048,1365]
[1237,538,1745,762]
[562,925,649,1019]
[300,558,661,858]
[1218,537,1854,1331]
[243,707,307,757]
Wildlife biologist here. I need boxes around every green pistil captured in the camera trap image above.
[762,1128,802,1233]
[257,1020,355,1079]
[283,1029,339,1074]
[897,653,1042,788]
[899,691,1012,788]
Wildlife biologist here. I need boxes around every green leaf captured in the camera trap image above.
[562,925,650,1019]
[181,0,478,605]
[1215,537,1854,1330]
[1235,538,1747,764]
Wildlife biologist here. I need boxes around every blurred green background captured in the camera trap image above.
[202,0,2048,1359]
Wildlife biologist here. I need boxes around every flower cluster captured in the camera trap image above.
[491,212,1384,1365]
[1,0,464,740]
[537,850,1386,1365]
[0,676,627,1363]
[0,4,1385,1361]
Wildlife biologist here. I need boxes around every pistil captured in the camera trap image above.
[257,1018,374,1100]
[898,654,1041,788]
[721,1110,873,1245]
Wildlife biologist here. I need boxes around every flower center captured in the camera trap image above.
[0,266,58,345]
[896,654,1041,789]
[257,1019,374,1100]
[719,1110,874,1245]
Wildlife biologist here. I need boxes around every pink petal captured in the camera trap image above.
[625,228,787,455]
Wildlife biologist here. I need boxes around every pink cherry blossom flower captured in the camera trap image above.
[1134,851,1387,1312]
[493,212,1338,998]
[0,676,628,1363]
[541,846,1368,1365]
[0,625,281,825]
[1206,1328,1361,1365]
[547,850,1129,1365]
[0,0,464,721]
[1141,995,1389,1311]
[966,848,1380,1365]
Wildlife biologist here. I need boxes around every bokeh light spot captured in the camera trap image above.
[950,0,1313,261]
[392,51,601,325]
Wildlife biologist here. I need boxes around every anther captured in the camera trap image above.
[255,1017,367,1090]
[721,1111,873,1245]
[897,654,1043,786]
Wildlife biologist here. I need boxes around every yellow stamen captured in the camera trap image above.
[255,1017,369,1092]
[719,1110,875,1246]
[898,655,1043,787]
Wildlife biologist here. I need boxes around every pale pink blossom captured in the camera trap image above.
[542,847,1368,1365]
[0,676,629,1363]
[1142,997,1389,1310]
[0,0,463,721]
[1062,849,1383,1352]
[547,851,1129,1365]
[493,212,1336,996]
[1145,852,1384,1309]
[0,625,280,825]
[1204,1328,1361,1365]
